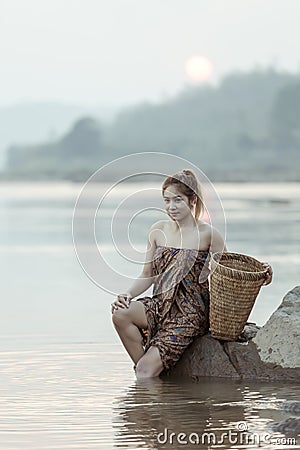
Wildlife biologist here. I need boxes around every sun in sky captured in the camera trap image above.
[185,55,214,82]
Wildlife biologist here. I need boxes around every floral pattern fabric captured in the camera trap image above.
[136,245,210,372]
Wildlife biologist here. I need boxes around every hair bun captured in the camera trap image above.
[182,169,193,176]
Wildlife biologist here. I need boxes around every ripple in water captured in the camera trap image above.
[0,340,299,449]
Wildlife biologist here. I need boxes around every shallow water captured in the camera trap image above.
[0,182,299,449]
[0,340,299,449]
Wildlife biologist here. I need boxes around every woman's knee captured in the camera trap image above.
[112,307,131,327]
[112,301,147,329]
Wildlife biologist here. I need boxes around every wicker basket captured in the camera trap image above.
[209,251,268,341]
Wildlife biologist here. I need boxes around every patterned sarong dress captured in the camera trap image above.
[136,245,210,372]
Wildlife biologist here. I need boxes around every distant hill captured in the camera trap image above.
[0,101,118,169]
[2,69,300,182]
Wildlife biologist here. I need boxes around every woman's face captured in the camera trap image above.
[163,185,194,220]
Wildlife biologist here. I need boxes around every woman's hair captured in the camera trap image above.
[161,169,204,220]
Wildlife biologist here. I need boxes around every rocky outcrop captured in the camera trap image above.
[163,333,240,379]
[253,286,300,368]
[162,286,300,381]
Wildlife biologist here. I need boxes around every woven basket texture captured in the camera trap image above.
[209,252,267,341]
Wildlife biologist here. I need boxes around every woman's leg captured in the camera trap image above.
[135,346,164,379]
[112,301,148,365]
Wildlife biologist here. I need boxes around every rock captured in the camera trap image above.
[223,341,300,381]
[253,286,300,368]
[163,332,300,382]
[236,322,261,342]
[166,334,240,379]
[161,287,300,381]
[165,323,260,379]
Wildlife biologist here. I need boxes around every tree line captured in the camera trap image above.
[4,68,300,182]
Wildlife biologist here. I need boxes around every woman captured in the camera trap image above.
[111,169,273,379]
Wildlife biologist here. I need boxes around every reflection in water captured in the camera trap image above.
[0,341,299,449]
[113,378,300,449]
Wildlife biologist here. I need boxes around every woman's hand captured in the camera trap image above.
[261,262,273,286]
[111,293,133,313]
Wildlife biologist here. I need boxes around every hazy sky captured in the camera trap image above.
[1,0,300,108]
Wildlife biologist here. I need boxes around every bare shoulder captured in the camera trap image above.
[149,220,166,230]
[197,220,211,231]
[211,226,227,252]
[196,220,212,239]
[197,221,227,252]
[148,220,165,244]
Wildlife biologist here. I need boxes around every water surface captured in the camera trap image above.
[0,182,299,449]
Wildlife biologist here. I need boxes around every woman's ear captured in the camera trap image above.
[190,194,197,207]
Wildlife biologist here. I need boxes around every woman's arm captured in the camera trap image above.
[112,222,160,310]
[125,272,155,300]
[209,226,227,254]
[198,225,227,284]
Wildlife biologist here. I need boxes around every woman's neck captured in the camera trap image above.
[172,214,197,231]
